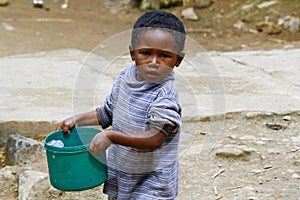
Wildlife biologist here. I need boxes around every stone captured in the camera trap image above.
[256,1,278,9]
[2,22,15,31]
[18,170,48,200]
[255,186,276,193]
[287,16,299,32]
[5,134,45,166]
[265,123,287,130]
[139,0,176,10]
[181,7,199,21]
[241,3,254,11]
[245,112,273,119]
[0,166,18,199]
[283,16,300,33]
[238,146,257,153]
[48,186,63,196]
[194,0,213,9]
[282,115,292,121]
[0,0,8,6]
[233,20,245,30]
[251,169,263,175]
[0,166,15,180]
[215,145,247,157]
[266,148,280,154]
[291,173,300,179]
[293,160,300,166]
[239,135,257,141]
[255,21,282,35]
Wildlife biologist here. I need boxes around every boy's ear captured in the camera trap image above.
[175,52,185,67]
[129,45,135,61]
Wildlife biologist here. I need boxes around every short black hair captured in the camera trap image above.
[131,10,186,52]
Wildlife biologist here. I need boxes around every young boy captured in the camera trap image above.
[56,10,186,199]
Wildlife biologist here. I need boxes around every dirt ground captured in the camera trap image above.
[2,113,300,199]
[0,0,300,57]
[0,0,300,199]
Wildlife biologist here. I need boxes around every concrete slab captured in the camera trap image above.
[0,48,299,122]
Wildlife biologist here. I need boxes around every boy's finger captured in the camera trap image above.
[63,125,71,134]
[55,123,63,131]
[89,143,94,153]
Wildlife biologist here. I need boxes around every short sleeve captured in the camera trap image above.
[148,97,181,136]
[96,96,113,129]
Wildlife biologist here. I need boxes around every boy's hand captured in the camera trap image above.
[55,117,76,134]
[89,131,112,155]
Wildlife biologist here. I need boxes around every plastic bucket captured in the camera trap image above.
[44,127,107,191]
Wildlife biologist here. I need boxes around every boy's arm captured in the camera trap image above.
[56,110,101,134]
[89,128,166,155]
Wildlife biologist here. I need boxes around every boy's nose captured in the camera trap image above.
[150,55,159,65]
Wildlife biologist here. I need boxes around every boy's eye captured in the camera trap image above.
[139,51,150,56]
[160,53,171,58]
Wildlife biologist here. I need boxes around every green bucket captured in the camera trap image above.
[44,127,107,191]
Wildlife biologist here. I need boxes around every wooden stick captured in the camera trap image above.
[213,186,218,196]
[211,168,225,179]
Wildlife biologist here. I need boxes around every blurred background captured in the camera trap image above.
[0,0,299,56]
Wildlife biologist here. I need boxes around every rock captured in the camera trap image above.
[251,169,263,175]
[5,134,45,166]
[0,166,18,199]
[248,28,259,34]
[291,173,300,179]
[282,115,292,121]
[18,170,48,200]
[293,160,300,166]
[241,3,254,11]
[238,146,257,153]
[2,22,15,31]
[256,0,278,9]
[266,148,280,154]
[245,111,273,119]
[215,145,248,157]
[279,15,300,33]
[228,134,238,140]
[159,0,172,8]
[0,164,62,200]
[265,123,287,130]
[48,186,63,196]
[233,20,245,30]
[0,0,8,6]
[255,21,282,35]
[0,166,15,181]
[287,16,300,32]
[194,0,213,9]
[139,0,174,10]
[255,186,276,193]
[254,140,266,145]
[60,0,69,10]
[139,0,151,10]
[181,7,199,21]
[239,186,256,196]
[239,135,257,141]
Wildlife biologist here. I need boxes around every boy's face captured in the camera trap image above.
[130,29,184,83]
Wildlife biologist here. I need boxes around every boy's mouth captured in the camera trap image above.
[146,71,159,79]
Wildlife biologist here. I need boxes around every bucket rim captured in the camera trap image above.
[44,127,100,153]
[44,142,90,153]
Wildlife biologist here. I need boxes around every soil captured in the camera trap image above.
[0,0,300,57]
[0,0,300,199]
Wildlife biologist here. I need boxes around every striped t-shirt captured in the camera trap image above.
[97,64,181,199]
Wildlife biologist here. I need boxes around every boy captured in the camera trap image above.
[56,10,186,199]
